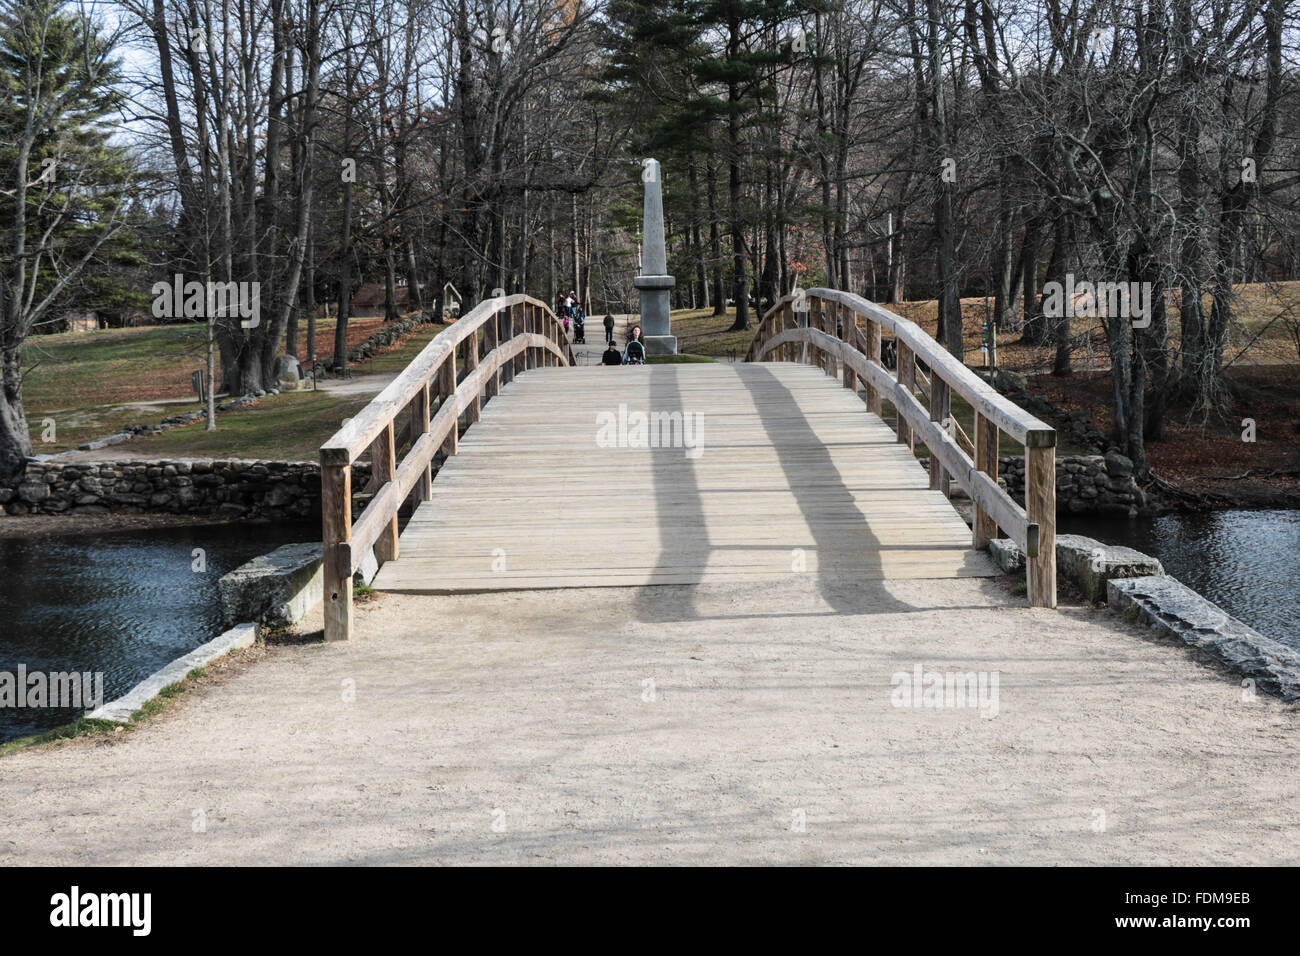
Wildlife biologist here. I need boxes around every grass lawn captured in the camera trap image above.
[33,400,202,455]
[647,353,717,364]
[97,390,374,462]
[670,306,755,359]
[21,314,404,412]
[22,315,451,458]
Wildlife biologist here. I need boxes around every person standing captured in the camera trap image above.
[603,313,615,345]
[601,341,623,366]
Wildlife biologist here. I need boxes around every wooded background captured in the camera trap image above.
[2,0,1298,480]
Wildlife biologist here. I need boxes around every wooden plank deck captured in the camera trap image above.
[371,362,996,593]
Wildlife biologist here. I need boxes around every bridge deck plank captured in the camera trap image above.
[372,362,997,593]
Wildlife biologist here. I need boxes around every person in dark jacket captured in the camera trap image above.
[603,313,616,345]
[601,342,623,366]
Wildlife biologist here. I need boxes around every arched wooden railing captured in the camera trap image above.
[319,294,575,641]
[745,288,1058,608]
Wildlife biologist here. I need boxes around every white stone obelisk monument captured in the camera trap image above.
[634,158,676,355]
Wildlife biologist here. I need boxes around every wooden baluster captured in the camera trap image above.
[439,351,458,456]
[1026,442,1057,608]
[807,297,819,366]
[972,412,998,548]
[464,327,480,422]
[842,309,857,392]
[508,302,520,382]
[321,463,352,642]
[928,372,951,497]
[484,307,500,399]
[823,301,838,379]
[864,318,883,415]
[371,421,399,562]
[522,305,532,370]
[774,300,785,361]
[896,342,915,451]
[411,381,433,502]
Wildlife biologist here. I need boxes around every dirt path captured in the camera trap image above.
[1,575,1295,865]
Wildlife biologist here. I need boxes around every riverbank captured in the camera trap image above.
[0,520,317,743]
[0,512,234,539]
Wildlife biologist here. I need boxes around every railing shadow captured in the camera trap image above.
[630,362,925,625]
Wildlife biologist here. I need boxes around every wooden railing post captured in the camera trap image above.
[896,342,915,450]
[1026,442,1057,608]
[371,421,399,562]
[928,373,951,497]
[972,412,998,548]
[439,351,458,456]
[864,318,883,414]
[321,463,352,642]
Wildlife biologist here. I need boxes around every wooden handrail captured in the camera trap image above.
[319,294,574,641]
[745,289,1057,608]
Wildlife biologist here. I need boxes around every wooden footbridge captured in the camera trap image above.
[319,291,1057,641]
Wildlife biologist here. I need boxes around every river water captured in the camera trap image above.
[1060,509,1300,651]
[0,521,316,743]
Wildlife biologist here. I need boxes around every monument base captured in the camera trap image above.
[643,334,677,357]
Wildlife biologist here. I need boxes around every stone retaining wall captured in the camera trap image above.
[998,450,1151,517]
[0,459,372,520]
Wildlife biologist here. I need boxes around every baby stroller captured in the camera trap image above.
[573,310,586,344]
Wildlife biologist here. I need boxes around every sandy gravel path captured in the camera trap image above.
[1,575,1296,865]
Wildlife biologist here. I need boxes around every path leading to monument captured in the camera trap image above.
[1,576,1295,865]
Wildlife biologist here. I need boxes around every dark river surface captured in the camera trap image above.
[0,521,316,743]
[1060,509,1300,651]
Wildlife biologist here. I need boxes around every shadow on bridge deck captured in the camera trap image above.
[372,362,995,619]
